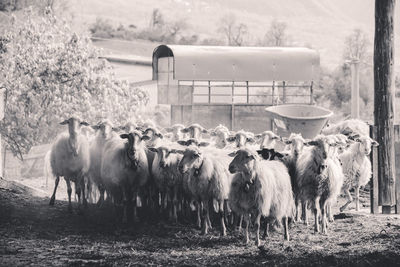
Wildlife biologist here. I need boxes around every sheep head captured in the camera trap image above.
[120,131,150,169]
[227,130,255,148]
[283,133,305,156]
[181,124,208,139]
[228,149,258,177]
[92,119,114,140]
[178,147,203,175]
[256,131,280,149]
[60,117,89,156]
[351,135,378,156]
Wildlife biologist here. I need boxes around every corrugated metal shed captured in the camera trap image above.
[152,45,320,82]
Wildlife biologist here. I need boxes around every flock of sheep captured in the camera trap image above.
[45,116,378,246]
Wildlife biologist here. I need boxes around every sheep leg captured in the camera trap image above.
[121,188,128,224]
[206,200,212,230]
[314,197,321,233]
[327,201,334,222]
[301,202,308,225]
[340,188,353,212]
[196,201,202,229]
[97,185,105,207]
[65,178,72,213]
[133,191,139,223]
[262,218,270,239]
[201,200,209,235]
[49,176,60,206]
[244,214,250,244]
[238,214,243,233]
[219,200,226,236]
[172,187,178,223]
[283,217,290,241]
[321,202,327,234]
[80,176,87,208]
[254,213,262,247]
[295,197,301,223]
[355,186,360,211]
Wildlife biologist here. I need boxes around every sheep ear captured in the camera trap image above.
[111,127,120,132]
[283,138,292,145]
[306,141,318,146]
[91,125,100,130]
[120,134,129,139]
[170,149,184,154]
[164,127,173,133]
[80,121,89,126]
[60,119,69,125]
[202,128,209,134]
[275,152,285,159]
[272,135,280,140]
[226,137,236,143]
[177,140,188,146]
[228,151,237,157]
[155,133,164,139]
[141,135,151,141]
[210,131,217,136]
[341,126,354,136]
[371,140,379,147]
[198,142,209,147]
[255,134,262,139]
[181,128,189,133]
[247,137,255,143]
[148,147,158,153]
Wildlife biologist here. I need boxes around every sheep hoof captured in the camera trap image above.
[339,206,345,213]
[255,240,261,247]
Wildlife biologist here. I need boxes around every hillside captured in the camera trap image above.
[69,0,400,70]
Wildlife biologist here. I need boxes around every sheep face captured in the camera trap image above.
[143,127,163,147]
[227,131,255,148]
[178,147,203,174]
[228,149,257,176]
[257,131,280,149]
[181,124,208,139]
[120,131,150,168]
[60,117,89,156]
[284,133,305,155]
[307,137,329,160]
[355,136,378,155]
[93,121,113,140]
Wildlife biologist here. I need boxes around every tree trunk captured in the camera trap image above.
[374,0,396,211]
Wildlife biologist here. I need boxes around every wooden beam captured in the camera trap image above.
[374,0,396,212]
[394,125,400,214]
[370,125,379,214]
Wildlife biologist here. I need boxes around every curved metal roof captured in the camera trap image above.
[152,45,320,82]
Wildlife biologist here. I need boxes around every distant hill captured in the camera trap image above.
[69,0,400,71]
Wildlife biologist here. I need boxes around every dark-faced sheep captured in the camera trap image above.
[49,117,90,212]
[228,149,294,246]
[101,131,150,223]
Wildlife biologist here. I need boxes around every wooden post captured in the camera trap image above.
[350,59,360,118]
[394,125,400,214]
[370,125,380,214]
[282,81,287,103]
[0,88,4,178]
[374,0,396,214]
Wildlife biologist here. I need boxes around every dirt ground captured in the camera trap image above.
[1,178,400,267]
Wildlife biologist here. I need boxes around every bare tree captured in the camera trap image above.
[218,13,248,46]
[149,8,164,29]
[263,19,288,47]
[343,28,370,62]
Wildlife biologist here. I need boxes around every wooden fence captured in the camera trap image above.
[370,124,400,214]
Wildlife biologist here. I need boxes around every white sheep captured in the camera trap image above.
[49,117,91,212]
[339,135,378,212]
[143,126,164,148]
[255,131,285,151]
[321,119,369,137]
[210,124,231,149]
[178,144,231,236]
[101,131,150,223]
[148,144,184,222]
[227,130,256,149]
[181,123,209,140]
[88,119,116,206]
[164,124,186,142]
[228,148,294,246]
[295,135,344,233]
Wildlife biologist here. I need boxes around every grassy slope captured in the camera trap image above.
[70,0,400,70]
